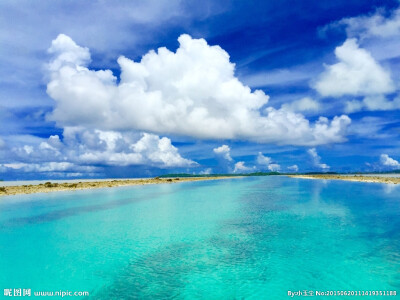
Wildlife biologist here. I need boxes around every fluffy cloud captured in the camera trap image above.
[256,152,271,165]
[380,154,400,169]
[23,145,33,154]
[307,148,330,170]
[256,152,280,171]
[287,165,299,172]
[3,130,196,174]
[213,148,283,173]
[344,100,364,114]
[319,7,400,114]
[199,168,212,175]
[281,97,319,112]
[46,34,351,146]
[345,95,400,113]
[47,34,91,72]
[39,135,63,151]
[71,130,196,167]
[1,162,98,173]
[314,39,394,97]
[333,7,400,63]
[213,145,233,161]
[267,163,280,172]
[339,8,400,39]
[233,161,254,173]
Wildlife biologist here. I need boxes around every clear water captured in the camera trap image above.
[0,177,399,299]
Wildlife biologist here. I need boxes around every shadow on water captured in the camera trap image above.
[1,187,181,228]
[91,235,267,299]
[92,243,195,299]
[2,197,141,228]
[1,179,238,229]
[90,180,281,299]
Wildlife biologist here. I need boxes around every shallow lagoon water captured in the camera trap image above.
[0,177,399,299]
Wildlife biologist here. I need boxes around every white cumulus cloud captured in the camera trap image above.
[256,152,280,171]
[233,161,254,173]
[213,145,233,161]
[8,130,196,170]
[73,130,196,167]
[256,152,271,165]
[307,148,330,171]
[314,39,394,97]
[199,168,212,175]
[268,163,281,172]
[46,34,351,146]
[380,154,400,169]
[287,165,299,172]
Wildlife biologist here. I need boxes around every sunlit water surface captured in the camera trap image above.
[0,177,399,299]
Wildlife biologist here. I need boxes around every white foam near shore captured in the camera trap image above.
[0,178,148,187]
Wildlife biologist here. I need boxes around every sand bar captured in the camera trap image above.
[289,174,400,184]
[0,177,234,197]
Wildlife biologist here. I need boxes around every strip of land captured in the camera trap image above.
[0,177,234,196]
[288,174,400,184]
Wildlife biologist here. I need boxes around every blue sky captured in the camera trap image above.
[1,0,400,179]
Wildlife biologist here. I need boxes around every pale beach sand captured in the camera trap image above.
[0,177,235,197]
[289,174,400,184]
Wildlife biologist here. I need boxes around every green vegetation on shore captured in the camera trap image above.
[363,170,400,174]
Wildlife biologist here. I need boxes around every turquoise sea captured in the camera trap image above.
[0,176,399,299]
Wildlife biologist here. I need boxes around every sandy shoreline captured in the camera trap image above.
[288,174,400,184]
[0,177,234,197]
[3,174,398,196]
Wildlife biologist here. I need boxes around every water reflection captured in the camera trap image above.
[382,183,400,194]
[289,179,349,219]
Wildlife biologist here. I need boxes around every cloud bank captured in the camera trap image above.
[0,130,196,176]
[46,34,350,146]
